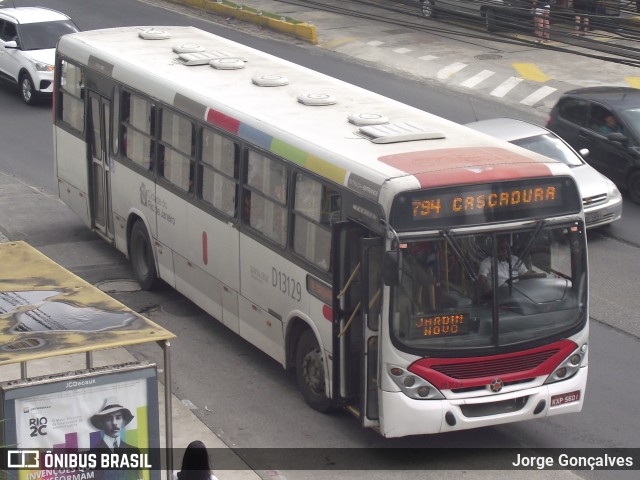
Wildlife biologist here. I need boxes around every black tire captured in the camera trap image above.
[295,330,332,412]
[130,220,160,290]
[420,0,436,19]
[20,73,37,105]
[628,171,640,205]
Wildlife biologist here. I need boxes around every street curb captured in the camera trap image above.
[168,0,318,43]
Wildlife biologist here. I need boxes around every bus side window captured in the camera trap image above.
[159,108,195,193]
[58,60,85,132]
[244,150,288,246]
[121,91,155,171]
[293,173,340,271]
[199,127,239,217]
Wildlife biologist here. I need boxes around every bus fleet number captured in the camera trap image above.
[272,268,302,302]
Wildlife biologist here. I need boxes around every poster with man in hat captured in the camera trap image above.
[89,397,141,452]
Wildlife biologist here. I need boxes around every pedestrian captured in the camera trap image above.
[573,0,594,35]
[533,0,551,43]
[175,440,219,480]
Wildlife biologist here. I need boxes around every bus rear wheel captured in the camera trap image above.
[130,220,160,290]
[296,330,332,412]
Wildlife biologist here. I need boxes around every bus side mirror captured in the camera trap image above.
[383,250,402,286]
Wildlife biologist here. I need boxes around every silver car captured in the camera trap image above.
[466,118,622,228]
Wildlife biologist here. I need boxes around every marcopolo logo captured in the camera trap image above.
[7,450,40,468]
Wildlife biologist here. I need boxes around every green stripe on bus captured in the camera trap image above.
[271,139,347,184]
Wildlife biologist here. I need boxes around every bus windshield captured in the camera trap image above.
[391,223,587,353]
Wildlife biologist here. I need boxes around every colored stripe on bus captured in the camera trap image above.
[206,108,240,134]
[206,108,348,186]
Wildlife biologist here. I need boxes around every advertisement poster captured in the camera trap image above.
[2,365,159,480]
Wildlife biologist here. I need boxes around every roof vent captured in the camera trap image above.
[138,28,171,40]
[252,74,289,87]
[173,43,205,54]
[210,58,246,70]
[298,92,337,106]
[359,122,445,144]
[348,113,389,126]
[179,51,226,66]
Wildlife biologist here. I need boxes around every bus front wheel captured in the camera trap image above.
[296,330,332,412]
[130,220,160,290]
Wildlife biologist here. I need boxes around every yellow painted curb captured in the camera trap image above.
[169,0,318,44]
[625,77,640,89]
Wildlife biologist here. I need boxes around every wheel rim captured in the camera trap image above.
[21,78,32,102]
[302,347,325,396]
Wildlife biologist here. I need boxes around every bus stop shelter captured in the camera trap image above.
[0,241,176,478]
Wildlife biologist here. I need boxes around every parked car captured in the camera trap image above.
[418,0,533,33]
[546,87,640,204]
[466,118,622,228]
[0,6,79,104]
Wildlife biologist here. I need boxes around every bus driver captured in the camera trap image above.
[478,237,529,294]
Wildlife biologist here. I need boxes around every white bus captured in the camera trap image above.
[53,26,588,437]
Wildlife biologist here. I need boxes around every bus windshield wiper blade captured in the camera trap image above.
[441,230,478,282]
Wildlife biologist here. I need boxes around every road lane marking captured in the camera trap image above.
[367,40,384,46]
[437,62,468,80]
[491,77,523,97]
[512,63,552,83]
[418,55,439,61]
[520,86,558,105]
[461,70,495,88]
[393,48,413,54]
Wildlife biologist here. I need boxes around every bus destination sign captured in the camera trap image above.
[390,178,581,230]
[409,312,469,339]
[412,184,560,220]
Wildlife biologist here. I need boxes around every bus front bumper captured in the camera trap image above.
[378,366,587,438]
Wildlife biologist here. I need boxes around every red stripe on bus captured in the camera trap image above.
[408,339,577,390]
[202,231,208,266]
[206,108,240,134]
[378,148,553,188]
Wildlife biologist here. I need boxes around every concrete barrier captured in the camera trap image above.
[169,0,318,44]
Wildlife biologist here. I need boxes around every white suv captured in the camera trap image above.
[0,6,78,105]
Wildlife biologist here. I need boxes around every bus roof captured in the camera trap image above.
[57,26,569,202]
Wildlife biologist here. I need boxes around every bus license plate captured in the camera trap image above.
[551,390,581,406]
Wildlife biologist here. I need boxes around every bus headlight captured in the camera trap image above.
[544,343,587,385]
[388,365,444,400]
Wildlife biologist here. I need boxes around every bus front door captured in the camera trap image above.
[332,223,383,427]
[87,92,113,239]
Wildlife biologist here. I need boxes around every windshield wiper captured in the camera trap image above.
[513,220,545,271]
[441,230,478,282]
